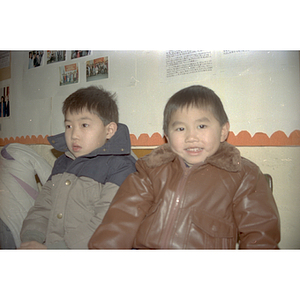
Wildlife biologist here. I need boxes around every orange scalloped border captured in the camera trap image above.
[0,135,50,146]
[226,130,300,146]
[0,130,300,147]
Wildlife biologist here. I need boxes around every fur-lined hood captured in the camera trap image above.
[141,141,241,172]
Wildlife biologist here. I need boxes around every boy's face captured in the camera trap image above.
[64,108,116,158]
[166,105,229,166]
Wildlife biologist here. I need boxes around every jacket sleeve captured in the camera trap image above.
[20,180,53,244]
[233,164,280,249]
[88,160,155,249]
[62,182,119,249]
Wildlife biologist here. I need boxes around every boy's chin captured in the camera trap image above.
[184,158,205,167]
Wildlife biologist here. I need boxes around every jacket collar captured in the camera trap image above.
[47,123,132,158]
[141,141,241,172]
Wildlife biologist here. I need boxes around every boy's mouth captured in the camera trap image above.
[72,144,82,152]
[186,147,202,152]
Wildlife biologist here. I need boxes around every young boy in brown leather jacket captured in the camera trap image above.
[89,85,280,249]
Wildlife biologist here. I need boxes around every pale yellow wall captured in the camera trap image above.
[237,146,300,249]
[2,144,298,249]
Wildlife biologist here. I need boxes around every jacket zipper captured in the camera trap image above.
[161,167,190,248]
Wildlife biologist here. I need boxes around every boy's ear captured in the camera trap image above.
[106,122,118,140]
[220,122,230,142]
[165,134,170,143]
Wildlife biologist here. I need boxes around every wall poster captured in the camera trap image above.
[0,51,11,81]
[86,56,108,82]
[28,51,44,69]
[71,51,92,59]
[0,85,10,118]
[47,51,66,64]
[59,63,79,86]
[166,50,212,78]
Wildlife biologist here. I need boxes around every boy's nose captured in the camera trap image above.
[185,130,199,142]
[71,127,79,139]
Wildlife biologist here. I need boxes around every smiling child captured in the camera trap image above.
[89,85,280,249]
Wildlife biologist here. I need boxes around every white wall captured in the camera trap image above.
[1,50,299,139]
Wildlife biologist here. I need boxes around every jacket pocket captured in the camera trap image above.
[186,210,235,249]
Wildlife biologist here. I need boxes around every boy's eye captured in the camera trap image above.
[175,127,185,132]
[198,124,206,129]
[82,123,89,128]
[65,124,71,129]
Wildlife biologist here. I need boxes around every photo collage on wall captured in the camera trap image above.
[0,86,10,118]
[28,51,109,86]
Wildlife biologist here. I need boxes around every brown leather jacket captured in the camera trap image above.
[89,142,280,249]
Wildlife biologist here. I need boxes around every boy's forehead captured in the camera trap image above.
[64,107,99,120]
[66,106,89,114]
[171,105,213,119]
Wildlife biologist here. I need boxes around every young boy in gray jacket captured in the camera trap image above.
[19,86,136,249]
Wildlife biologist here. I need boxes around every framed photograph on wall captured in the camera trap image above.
[28,51,44,69]
[0,85,10,118]
[47,51,66,64]
[86,56,108,82]
[59,63,79,86]
[0,51,11,80]
[71,51,91,59]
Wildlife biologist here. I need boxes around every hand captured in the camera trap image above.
[19,241,47,249]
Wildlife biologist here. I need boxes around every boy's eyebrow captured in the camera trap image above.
[64,116,93,122]
[196,117,210,123]
[170,120,185,128]
[170,117,211,127]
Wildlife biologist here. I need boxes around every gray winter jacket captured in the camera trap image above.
[20,123,136,249]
